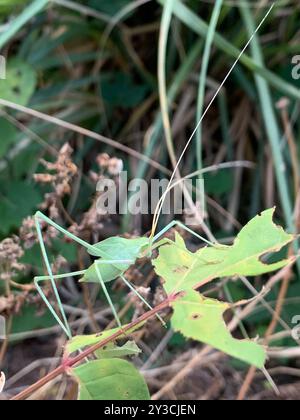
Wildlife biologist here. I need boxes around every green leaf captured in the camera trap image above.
[101,73,149,108]
[0,58,37,105]
[0,0,29,14]
[154,208,294,294]
[204,170,234,196]
[88,0,133,17]
[0,118,17,158]
[153,208,295,368]
[171,289,266,368]
[66,323,144,355]
[0,0,48,50]
[95,341,141,359]
[21,244,45,270]
[10,143,40,178]
[0,181,42,234]
[72,359,150,400]
[11,304,56,335]
[52,239,78,264]
[157,0,300,101]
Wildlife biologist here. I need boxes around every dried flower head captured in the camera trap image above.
[34,143,78,199]
[69,200,104,239]
[97,153,110,169]
[0,291,41,317]
[51,255,68,274]
[276,97,290,110]
[96,153,123,176]
[20,216,58,249]
[40,193,60,220]
[130,286,151,321]
[19,217,36,249]
[108,157,123,176]
[0,236,25,281]
[0,295,14,313]
[183,201,207,226]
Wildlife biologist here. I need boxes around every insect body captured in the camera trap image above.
[33,163,247,337]
[79,236,159,329]
[34,210,212,338]
[82,236,150,284]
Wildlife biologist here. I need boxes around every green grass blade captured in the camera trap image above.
[239,2,299,272]
[0,0,49,50]
[136,39,203,180]
[122,40,203,231]
[158,0,177,169]
[196,0,223,172]
[157,0,300,101]
[239,5,292,225]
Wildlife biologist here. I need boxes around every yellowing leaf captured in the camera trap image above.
[153,208,295,368]
[171,290,266,368]
[72,359,150,400]
[154,208,294,294]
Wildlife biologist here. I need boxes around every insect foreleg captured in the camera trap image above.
[35,270,87,282]
[34,216,74,338]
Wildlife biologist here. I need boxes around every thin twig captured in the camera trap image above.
[10,295,177,401]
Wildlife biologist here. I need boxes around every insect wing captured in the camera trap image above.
[88,237,148,260]
[80,260,122,284]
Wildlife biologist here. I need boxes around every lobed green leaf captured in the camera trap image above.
[171,289,266,368]
[153,208,295,367]
[154,208,294,294]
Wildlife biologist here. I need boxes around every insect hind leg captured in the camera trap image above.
[34,272,84,337]
[153,220,216,247]
[34,214,73,338]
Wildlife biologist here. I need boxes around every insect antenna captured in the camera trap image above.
[150,2,275,239]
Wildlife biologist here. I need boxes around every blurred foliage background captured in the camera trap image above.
[0,0,300,400]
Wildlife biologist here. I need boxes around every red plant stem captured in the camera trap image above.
[10,295,178,401]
